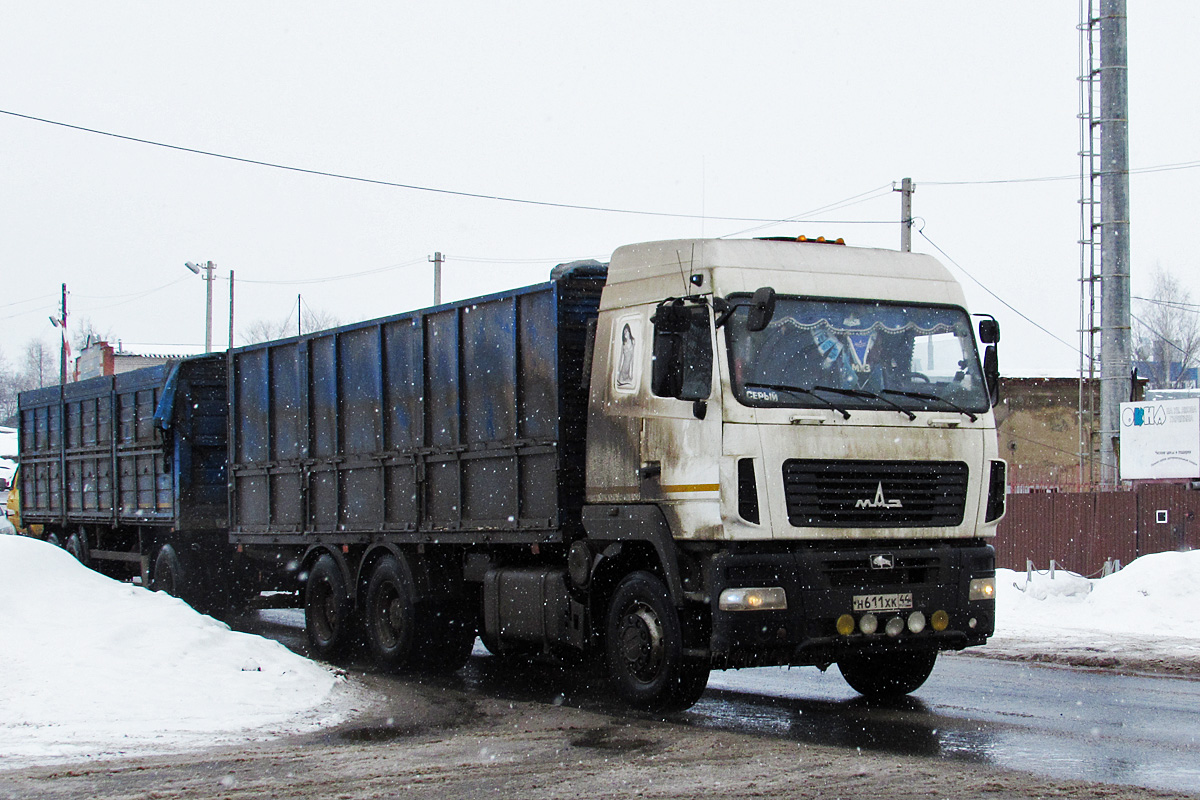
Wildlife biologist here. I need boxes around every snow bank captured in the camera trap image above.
[0,534,348,769]
[986,550,1200,673]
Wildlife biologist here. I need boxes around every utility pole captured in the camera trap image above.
[429,251,443,305]
[185,261,216,353]
[897,178,914,252]
[1098,0,1131,486]
[57,283,68,384]
[228,270,235,351]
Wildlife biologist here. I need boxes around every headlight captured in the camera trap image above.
[718,587,787,611]
[969,577,996,601]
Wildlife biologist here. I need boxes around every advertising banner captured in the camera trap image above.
[1119,398,1200,480]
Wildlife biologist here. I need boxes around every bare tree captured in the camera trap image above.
[1133,266,1200,389]
[71,316,115,351]
[241,305,341,345]
[21,338,56,389]
[0,347,16,421]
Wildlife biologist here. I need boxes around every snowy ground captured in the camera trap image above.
[1,532,1197,772]
[977,551,1200,675]
[0,535,358,770]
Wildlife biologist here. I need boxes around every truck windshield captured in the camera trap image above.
[726,296,990,413]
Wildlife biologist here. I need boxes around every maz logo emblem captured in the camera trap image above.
[870,553,895,570]
[855,482,903,509]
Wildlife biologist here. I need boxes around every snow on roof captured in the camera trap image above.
[0,426,16,458]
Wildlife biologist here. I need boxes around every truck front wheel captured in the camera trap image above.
[838,649,938,698]
[305,554,357,662]
[604,571,710,712]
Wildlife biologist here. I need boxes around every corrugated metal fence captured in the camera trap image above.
[996,484,1200,575]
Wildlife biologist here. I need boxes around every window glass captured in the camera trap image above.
[726,297,988,412]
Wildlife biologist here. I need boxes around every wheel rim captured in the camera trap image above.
[372,582,406,650]
[311,578,337,643]
[618,601,666,684]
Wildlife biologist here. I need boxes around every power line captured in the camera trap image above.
[916,227,1082,357]
[924,158,1200,186]
[1131,312,1194,359]
[236,258,429,285]
[0,108,890,226]
[1133,295,1200,313]
[721,183,896,239]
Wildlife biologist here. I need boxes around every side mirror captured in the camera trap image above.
[747,287,777,332]
[978,318,1000,344]
[983,344,1000,406]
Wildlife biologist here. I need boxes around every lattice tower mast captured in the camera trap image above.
[1078,0,1131,487]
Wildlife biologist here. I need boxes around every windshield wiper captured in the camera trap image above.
[812,385,916,421]
[882,389,978,422]
[743,382,851,419]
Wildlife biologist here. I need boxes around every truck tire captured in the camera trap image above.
[363,553,419,672]
[305,554,357,662]
[421,558,475,673]
[604,571,710,712]
[151,543,187,599]
[838,650,938,698]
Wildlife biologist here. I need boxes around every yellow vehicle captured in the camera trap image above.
[4,466,44,539]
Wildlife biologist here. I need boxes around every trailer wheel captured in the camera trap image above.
[604,571,710,712]
[151,543,187,600]
[65,530,89,567]
[305,554,356,662]
[838,650,938,698]
[363,554,419,672]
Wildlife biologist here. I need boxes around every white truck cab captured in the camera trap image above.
[584,238,1004,699]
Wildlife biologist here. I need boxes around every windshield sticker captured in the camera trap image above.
[613,315,642,394]
[846,332,876,374]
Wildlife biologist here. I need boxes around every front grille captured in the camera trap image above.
[822,552,943,589]
[783,459,968,527]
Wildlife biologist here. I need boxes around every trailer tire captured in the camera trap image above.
[604,571,710,712]
[151,543,188,601]
[305,554,357,662]
[65,531,89,567]
[363,554,420,672]
[838,649,938,698]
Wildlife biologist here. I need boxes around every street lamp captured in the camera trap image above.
[185,261,215,353]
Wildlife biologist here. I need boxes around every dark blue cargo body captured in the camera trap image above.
[16,355,228,531]
[228,268,605,545]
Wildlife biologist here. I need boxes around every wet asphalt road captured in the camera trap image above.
[238,608,1200,794]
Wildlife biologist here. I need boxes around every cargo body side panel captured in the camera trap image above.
[228,275,603,544]
[17,358,228,532]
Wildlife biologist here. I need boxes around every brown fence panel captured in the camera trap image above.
[1089,491,1138,569]
[998,485,1199,576]
[1135,484,1200,555]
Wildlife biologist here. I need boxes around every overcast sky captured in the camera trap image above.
[2,2,1197,376]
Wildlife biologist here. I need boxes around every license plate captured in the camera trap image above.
[852,592,913,612]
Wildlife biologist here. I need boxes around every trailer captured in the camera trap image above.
[15,355,250,610]
[19,237,1006,711]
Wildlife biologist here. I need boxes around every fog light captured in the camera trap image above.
[836,614,856,636]
[931,609,950,631]
[907,611,926,634]
[719,587,787,611]
[859,613,878,634]
[969,577,996,601]
[969,617,978,629]
[885,616,905,637]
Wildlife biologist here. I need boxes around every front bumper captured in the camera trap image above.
[704,540,995,669]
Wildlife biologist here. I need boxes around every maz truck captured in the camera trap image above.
[17,237,1004,711]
